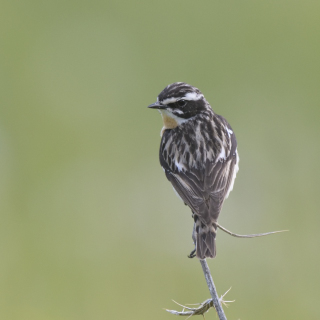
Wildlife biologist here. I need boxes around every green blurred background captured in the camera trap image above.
[1,0,320,319]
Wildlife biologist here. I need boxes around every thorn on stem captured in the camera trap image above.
[219,287,235,308]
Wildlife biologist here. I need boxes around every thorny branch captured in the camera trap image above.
[166,260,232,319]
[166,299,215,318]
[166,288,234,319]
[166,225,287,319]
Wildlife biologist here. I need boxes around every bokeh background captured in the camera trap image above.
[1,1,320,319]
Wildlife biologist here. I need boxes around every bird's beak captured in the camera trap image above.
[147,102,167,110]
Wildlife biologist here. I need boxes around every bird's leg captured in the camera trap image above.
[188,221,197,258]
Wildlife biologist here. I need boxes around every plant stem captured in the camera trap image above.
[200,259,227,320]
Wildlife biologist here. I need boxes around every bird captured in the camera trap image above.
[148,82,239,259]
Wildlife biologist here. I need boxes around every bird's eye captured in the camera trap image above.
[177,100,186,107]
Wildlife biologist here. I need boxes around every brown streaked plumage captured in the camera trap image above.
[148,82,239,259]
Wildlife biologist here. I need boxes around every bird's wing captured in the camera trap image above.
[163,156,237,225]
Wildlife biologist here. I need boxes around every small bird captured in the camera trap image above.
[148,82,239,259]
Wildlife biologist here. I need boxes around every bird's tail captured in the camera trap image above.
[195,222,217,259]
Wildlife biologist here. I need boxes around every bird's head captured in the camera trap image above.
[148,82,210,131]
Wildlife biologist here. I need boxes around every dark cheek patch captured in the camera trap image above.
[181,100,206,119]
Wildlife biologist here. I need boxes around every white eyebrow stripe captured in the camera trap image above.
[161,92,203,105]
[161,97,178,104]
[183,92,203,101]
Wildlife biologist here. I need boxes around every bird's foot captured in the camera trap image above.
[188,248,196,258]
